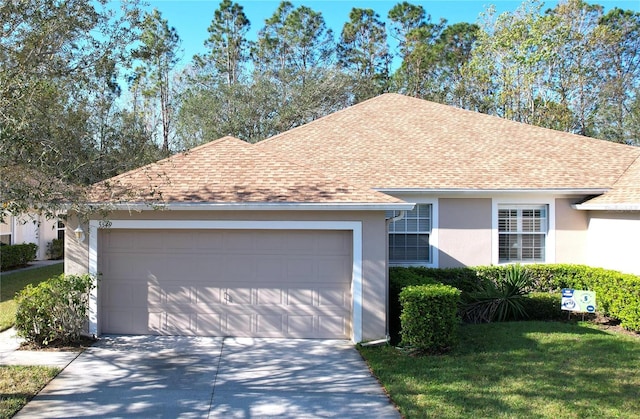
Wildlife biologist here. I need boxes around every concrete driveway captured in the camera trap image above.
[15,336,400,418]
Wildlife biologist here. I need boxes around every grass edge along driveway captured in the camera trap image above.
[0,263,64,332]
[0,365,61,418]
[1,264,64,418]
[359,321,640,419]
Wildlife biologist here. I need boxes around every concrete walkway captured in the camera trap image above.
[0,328,80,368]
[1,260,63,274]
[15,335,400,418]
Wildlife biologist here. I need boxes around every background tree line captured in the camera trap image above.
[1,0,639,218]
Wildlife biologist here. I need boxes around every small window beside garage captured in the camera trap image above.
[387,204,432,265]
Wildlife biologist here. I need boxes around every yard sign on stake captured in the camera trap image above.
[561,289,597,313]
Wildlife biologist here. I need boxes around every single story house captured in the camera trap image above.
[65,93,640,342]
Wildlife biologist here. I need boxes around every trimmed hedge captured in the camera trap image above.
[403,266,484,292]
[389,267,435,343]
[390,264,640,332]
[523,292,565,321]
[399,284,461,353]
[0,243,38,270]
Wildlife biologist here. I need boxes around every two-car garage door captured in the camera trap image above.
[98,229,352,339]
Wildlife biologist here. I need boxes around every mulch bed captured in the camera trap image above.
[19,335,98,352]
[589,314,640,339]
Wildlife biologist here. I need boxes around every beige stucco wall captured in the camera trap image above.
[438,198,492,268]
[586,211,640,275]
[65,209,389,341]
[554,198,588,265]
[1,214,60,260]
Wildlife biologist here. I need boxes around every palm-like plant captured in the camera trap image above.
[462,264,532,323]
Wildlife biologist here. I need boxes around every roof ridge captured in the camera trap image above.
[256,93,402,146]
[609,152,640,187]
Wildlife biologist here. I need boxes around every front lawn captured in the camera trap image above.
[0,365,60,418]
[0,263,63,331]
[360,321,640,418]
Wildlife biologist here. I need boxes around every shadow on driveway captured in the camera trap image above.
[15,336,400,418]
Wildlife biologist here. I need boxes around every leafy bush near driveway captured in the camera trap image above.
[15,274,95,346]
[399,284,461,353]
[0,243,38,271]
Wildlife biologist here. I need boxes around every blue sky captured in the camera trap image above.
[143,0,640,66]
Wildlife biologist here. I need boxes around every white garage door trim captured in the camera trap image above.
[88,220,363,342]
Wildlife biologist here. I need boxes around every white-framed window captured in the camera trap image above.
[387,203,432,264]
[497,204,548,263]
[56,221,65,241]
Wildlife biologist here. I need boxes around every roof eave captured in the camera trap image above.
[572,203,640,211]
[80,201,416,212]
[375,188,609,197]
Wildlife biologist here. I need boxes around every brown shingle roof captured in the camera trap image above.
[257,93,640,191]
[580,155,640,207]
[89,136,403,205]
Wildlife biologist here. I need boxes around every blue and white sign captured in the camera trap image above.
[561,289,596,313]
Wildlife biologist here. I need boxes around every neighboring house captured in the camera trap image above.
[65,94,640,342]
[1,214,65,260]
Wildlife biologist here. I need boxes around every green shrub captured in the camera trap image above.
[399,284,461,353]
[390,264,640,333]
[389,267,435,342]
[46,238,64,260]
[0,243,38,271]
[408,266,485,292]
[15,274,95,346]
[523,292,565,321]
[461,264,532,323]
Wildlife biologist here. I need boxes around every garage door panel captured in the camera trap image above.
[286,258,316,281]
[164,313,192,334]
[164,286,192,305]
[256,314,284,335]
[194,313,223,334]
[225,288,252,305]
[224,231,255,251]
[225,256,256,279]
[318,316,348,338]
[318,288,349,308]
[104,255,166,281]
[99,229,352,338]
[256,288,284,305]
[195,287,224,305]
[287,288,314,306]
[318,257,351,281]
[256,261,284,283]
[226,313,252,336]
[107,309,152,335]
[316,233,350,254]
[287,316,313,335]
[103,281,149,308]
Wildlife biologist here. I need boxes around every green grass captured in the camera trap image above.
[0,263,63,331]
[360,321,640,419]
[0,365,60,418]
